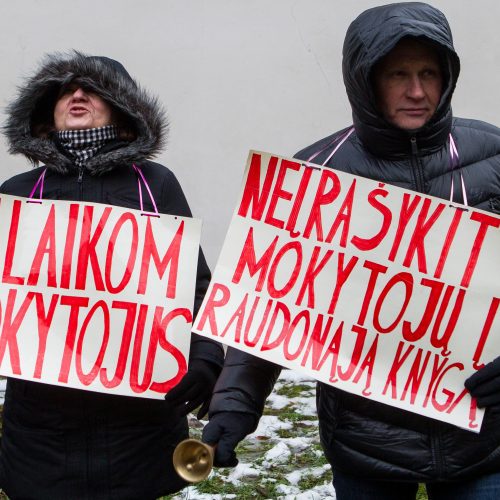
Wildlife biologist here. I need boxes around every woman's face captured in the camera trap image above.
[53,84,113,131]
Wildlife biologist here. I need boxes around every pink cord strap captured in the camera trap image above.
[306,127,355,164]
[27,168,47,204]
[26,165,160,216]
[448,134,468,207]
[305,128,467,208]
[132,164,160,217]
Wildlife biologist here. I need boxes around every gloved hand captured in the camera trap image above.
[164,359,220,419]
[202,411,257,467]
[465,356,500,408]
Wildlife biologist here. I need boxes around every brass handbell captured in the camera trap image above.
[173,439,214,483]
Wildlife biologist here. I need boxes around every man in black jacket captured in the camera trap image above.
[203,3,500,498]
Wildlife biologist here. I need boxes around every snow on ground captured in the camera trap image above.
[167,370,336,499]
[0,379,5,404]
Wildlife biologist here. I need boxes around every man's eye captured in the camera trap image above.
[422,69,439,78]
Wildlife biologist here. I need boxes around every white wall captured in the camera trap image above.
[0,0,498,268]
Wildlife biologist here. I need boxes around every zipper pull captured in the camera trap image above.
[78,166,84,183]
[410,136,418,155]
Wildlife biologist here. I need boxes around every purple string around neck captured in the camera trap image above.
[306,127,355,164]
[448,134,467,206]
[449,133,459,169]
[305,128,467,207]
[132,164,160,216]
[27,168,47,203]
[26,165,160,215]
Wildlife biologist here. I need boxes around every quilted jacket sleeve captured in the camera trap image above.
[208,346,282,425]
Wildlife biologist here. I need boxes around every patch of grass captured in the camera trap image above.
[275,383,314,398]
[293,447,328,468]
[194,474,234,495]
[417,483,429,500]
[268,406,317,422]
[256,476,288,498]
[236,436,276,457]
[276,428,295,438]
[190,474,287,498]
[298,472,332,490]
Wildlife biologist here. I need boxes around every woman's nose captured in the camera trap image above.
[71,87,87,100]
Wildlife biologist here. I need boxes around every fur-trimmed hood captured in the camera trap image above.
[3,51,167,175]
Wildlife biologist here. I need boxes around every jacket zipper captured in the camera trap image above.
[429,420,446,479]
[410,136,425,193]
[77,165,84,200]
[413,134,445,478]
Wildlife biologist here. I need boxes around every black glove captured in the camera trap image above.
[202,411,256,467]
[465,356,500,408]
[164,359,220,419]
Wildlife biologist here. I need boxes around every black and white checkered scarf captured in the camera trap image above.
[56,125,118,166]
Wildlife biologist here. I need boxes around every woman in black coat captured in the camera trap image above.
[0,51,223,500]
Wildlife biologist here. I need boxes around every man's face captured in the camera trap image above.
[373,38,443,130]
[54,84,113,131]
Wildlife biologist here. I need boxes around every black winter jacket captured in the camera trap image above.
[0,52,223,499]
[208,2,500,482]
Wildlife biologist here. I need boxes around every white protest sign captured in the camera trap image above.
[194,150,500,431]
[0,194,201,399]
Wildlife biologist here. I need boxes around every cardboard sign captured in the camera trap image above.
[194,151,500,431]
[0,195,201,399]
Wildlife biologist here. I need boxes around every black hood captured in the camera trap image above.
[343,2,460,158]
[3,51,167,175]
